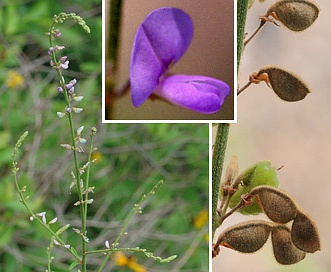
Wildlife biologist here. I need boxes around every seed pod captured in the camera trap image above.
[249,185,298,223]
[256,66,311,102]
[229,161,279,215]
[271,224,306,265]
[291,210,321,253]
[267,0,320,31]
[216,220,271,253]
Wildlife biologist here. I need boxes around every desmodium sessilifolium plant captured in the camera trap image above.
[212,0,321,267]
[11,13,176,272]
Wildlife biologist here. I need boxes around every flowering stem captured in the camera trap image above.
[81,128,97,267]
[11,132,81,262]
[97,180,164,271]
[48,21,87,271]
[212,124,229,237]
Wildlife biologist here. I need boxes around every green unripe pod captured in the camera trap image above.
[229,161,279,215]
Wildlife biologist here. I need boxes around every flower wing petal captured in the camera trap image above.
[130,8,193,107]
[155,75,230,114]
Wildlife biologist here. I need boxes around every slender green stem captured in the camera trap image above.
[237,0,249,74]
[212,124,229,237]
[97,180,164,271]
[108,0,123,68]
[81,128,97,266]
[106,0,123,119]
[11,132,81,262]
[48,24,86,271]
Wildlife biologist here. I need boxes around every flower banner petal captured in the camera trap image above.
[130,7,193,107]
[154,75,230,114]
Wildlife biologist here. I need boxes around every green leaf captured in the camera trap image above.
[68,261,79,270]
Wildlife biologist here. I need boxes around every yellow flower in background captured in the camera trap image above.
[205,232,209,243]
[92,151,102,162]
[115,252,129,266]
[6,70,25,89]
[115,252,147,272]
[193,209,208,229]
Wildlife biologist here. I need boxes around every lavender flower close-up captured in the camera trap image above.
[130,7,230,114]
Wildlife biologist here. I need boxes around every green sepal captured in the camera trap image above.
[230,161,279,215]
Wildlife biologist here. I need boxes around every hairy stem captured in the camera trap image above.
[237,0,249,74]
[212,124,229,237]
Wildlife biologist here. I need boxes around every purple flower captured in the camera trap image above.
[55,45,65,51]
[59,60,69,70]
[60,56,68,62]
[130,7,230,114]
[57,86,64,93]
[154,75,230,114]
[48,47,54,55]
[65,79,77,89]
[54,31,61,38]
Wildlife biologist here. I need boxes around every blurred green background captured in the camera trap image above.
[0,1,208,271]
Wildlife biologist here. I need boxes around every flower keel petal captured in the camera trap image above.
[154,75,230,114]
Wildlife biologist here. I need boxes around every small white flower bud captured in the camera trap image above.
[57,112,66,118]
[77,126,84,134]
[49,217,58,224]
[73,107,83,113]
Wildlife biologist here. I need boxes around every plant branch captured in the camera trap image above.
[11,132,81,262]
[108,0,123,69]
[244,20,266,46]
[237,81,252,95]
[212,124,229,237]
[237,0,249,74]
[97,180,166,271]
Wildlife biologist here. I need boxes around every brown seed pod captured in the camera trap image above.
[216,220,271,253]
[267,0,320,31]
[256,66,311,102]
[249,185,298,223]
[271,224,306,265]
[291,210,321,253]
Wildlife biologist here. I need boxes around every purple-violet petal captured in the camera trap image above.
[154,75,230,114]
[130,7,193,107]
